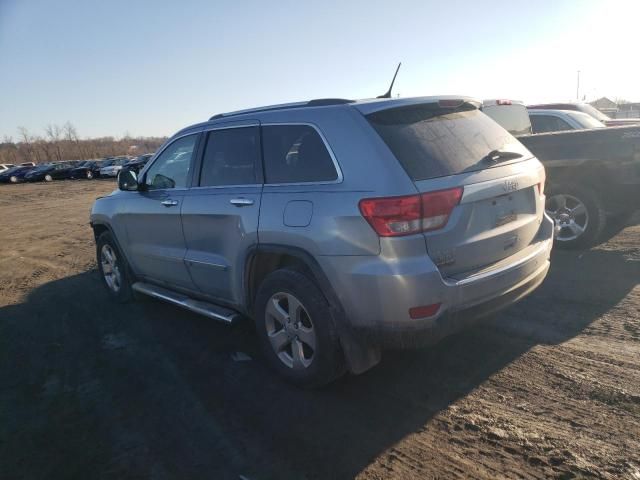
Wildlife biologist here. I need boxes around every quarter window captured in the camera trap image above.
[199,127,259,187]
[262,125,338,184]
[145,134,197,190]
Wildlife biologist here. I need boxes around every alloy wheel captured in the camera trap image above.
[264,292,316,370]
[546,193,589,242]
[100,244,122,292]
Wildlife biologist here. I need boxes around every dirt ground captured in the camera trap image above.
[0,180,638,480]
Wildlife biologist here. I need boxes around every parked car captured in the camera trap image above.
[529,109,606,133]
[0,165,35,183]
[70,160,105,179]
[483,100,640,249]
[528,102,640,127]
[91,96,553,386]
[0,163,16,174]
[99,157,130,177]
[121,154,153,174]
[23,162,76,182]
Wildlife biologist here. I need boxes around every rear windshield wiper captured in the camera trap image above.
[481,149,523,165]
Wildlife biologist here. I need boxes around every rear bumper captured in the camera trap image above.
[371,257,549,348]
[319,214,553,346]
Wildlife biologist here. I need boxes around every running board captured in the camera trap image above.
[132,282,240,324]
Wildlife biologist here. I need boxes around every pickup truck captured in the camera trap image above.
[483,100,640,249]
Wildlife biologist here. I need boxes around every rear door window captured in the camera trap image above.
[199,126,260,187]
[366,104,529,181]
[262,125,338,184]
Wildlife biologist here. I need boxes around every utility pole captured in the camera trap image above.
[576,70,580,101]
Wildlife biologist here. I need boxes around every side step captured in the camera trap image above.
[132,282,240,324]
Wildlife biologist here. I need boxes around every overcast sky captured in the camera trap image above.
[1,0,638,139]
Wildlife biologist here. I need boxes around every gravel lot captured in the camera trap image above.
[0,180,639,479]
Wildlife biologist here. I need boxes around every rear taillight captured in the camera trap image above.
[421,187,464,232]
[359,187,463,237]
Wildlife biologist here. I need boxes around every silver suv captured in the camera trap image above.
[91,96,553,386]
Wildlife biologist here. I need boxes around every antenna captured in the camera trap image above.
[377,62,402,99]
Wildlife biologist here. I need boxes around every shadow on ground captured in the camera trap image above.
[0,245,637,479]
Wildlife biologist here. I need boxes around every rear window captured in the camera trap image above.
[481,104,532,136]
[366,105,529,181]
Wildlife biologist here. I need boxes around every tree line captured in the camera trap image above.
[0,123,167,165]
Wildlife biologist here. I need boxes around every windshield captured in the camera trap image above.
[2,166,22,174]
[567,111,606,129]
[578,104,611,122]
[366,104,530,181]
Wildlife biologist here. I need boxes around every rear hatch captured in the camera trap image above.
[365,100,545,277]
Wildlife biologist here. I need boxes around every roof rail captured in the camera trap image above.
[209,98,354,121]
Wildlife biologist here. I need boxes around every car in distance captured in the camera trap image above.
[529,109,605,133]
[121,154,153,174]
[0,163,16,174]
[91,96,553,386]
[481,99,533,135]
[70,159,105,179]
[483,100,640,249]
[528,102,640,127]
[23,162,75,182]
[0,164,36,183]
[99,157,130,177]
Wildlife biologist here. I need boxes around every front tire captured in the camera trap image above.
[254,269,345,388]
[44,174,53,182]
[545,184,606,250]
[96,231,133,303]
[87,170,94,179]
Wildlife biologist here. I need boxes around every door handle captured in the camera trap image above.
[161,199,179,207]
[230,198,254,207]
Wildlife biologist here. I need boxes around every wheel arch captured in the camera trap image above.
[244,244,381,374]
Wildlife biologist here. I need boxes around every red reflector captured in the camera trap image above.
[409,303,441,319]
[496,99,512,105]
[359,187,463,237]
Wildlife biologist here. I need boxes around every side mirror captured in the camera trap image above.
[118,169,139,191]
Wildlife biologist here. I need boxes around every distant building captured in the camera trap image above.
[590,97,640,119]
[616,102,640,119]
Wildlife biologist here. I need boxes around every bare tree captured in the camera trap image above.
[17,126,37,163]
[45,124,63,161]
[0,129,166,164]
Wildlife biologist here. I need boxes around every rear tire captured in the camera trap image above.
[254,268,345,388]
[87,170,94,179]
[96,231,134,303]
[44,174,53,182]
[545,184,606,250]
